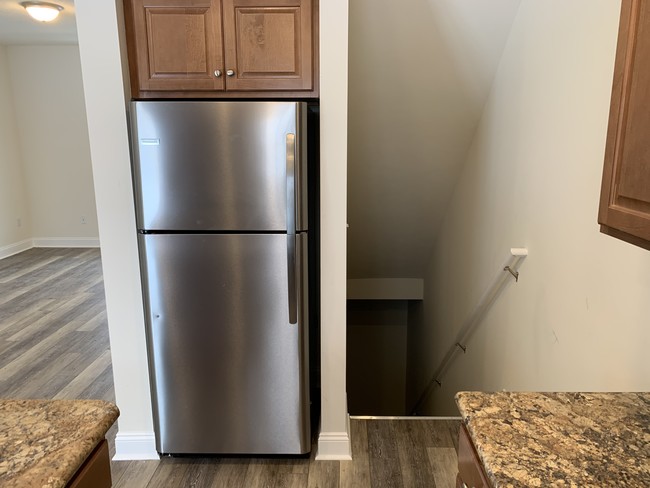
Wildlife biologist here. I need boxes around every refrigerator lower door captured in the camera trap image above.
[139,233,310,454]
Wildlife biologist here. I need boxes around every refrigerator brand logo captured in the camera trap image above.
[141,138,160,146]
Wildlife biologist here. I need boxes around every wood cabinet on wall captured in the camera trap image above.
[598,0,650,250]
[123,0,318,98]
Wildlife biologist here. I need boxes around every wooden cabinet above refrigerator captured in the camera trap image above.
[123,0,318,99]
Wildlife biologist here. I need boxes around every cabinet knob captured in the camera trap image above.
[226,69,235,77]
[214,69,222,78]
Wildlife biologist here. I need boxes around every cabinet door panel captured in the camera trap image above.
[599,0,650,244]
[457,425,491,488]
[128,0,224,92]
[222,0,313,91]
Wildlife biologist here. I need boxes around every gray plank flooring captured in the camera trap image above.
[0,248,113,402]
[0,248,460,487]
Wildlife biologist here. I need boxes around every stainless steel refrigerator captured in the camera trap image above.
[129,101,310,455]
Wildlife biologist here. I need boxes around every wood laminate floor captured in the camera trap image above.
[0,248,460,487]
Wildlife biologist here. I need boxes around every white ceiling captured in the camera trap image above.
[0,0,77,44]
[347,0,522,279]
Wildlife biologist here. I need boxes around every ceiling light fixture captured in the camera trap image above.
[20,2,63,22]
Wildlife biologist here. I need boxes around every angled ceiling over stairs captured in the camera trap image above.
[347,0,522,279]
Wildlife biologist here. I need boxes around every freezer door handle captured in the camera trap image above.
[286,133,296,236]
[286,133,298,324]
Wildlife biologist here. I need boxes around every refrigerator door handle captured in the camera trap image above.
[287,235,297,324]
[286,133,298,324]
[286,133,296,236]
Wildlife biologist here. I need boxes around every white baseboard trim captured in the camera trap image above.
[0,239,33,260]
[315,415,352,460]
[113,432,159,461]
[32,237,100,248]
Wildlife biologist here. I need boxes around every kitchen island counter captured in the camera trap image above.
[0,399,119,487]
[456,391,650,487]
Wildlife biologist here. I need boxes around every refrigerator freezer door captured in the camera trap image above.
[139,233,310,454]
[131,101,307,232]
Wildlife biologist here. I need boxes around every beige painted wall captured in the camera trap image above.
[411,0,650,415]
[75,0,154,458]
[7,45,98,241]
[0,45,30,251]
[314,0,351,459]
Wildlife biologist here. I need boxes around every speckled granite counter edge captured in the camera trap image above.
[455,391,650,488]
[0,399,119,488]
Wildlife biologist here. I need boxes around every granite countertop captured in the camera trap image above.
[456,392,650,488]
[0,399,119,488]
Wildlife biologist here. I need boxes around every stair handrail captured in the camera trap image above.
[410,248,528,415]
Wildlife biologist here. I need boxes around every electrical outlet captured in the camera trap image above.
[81,216,87,225]
[16,218,21,228]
